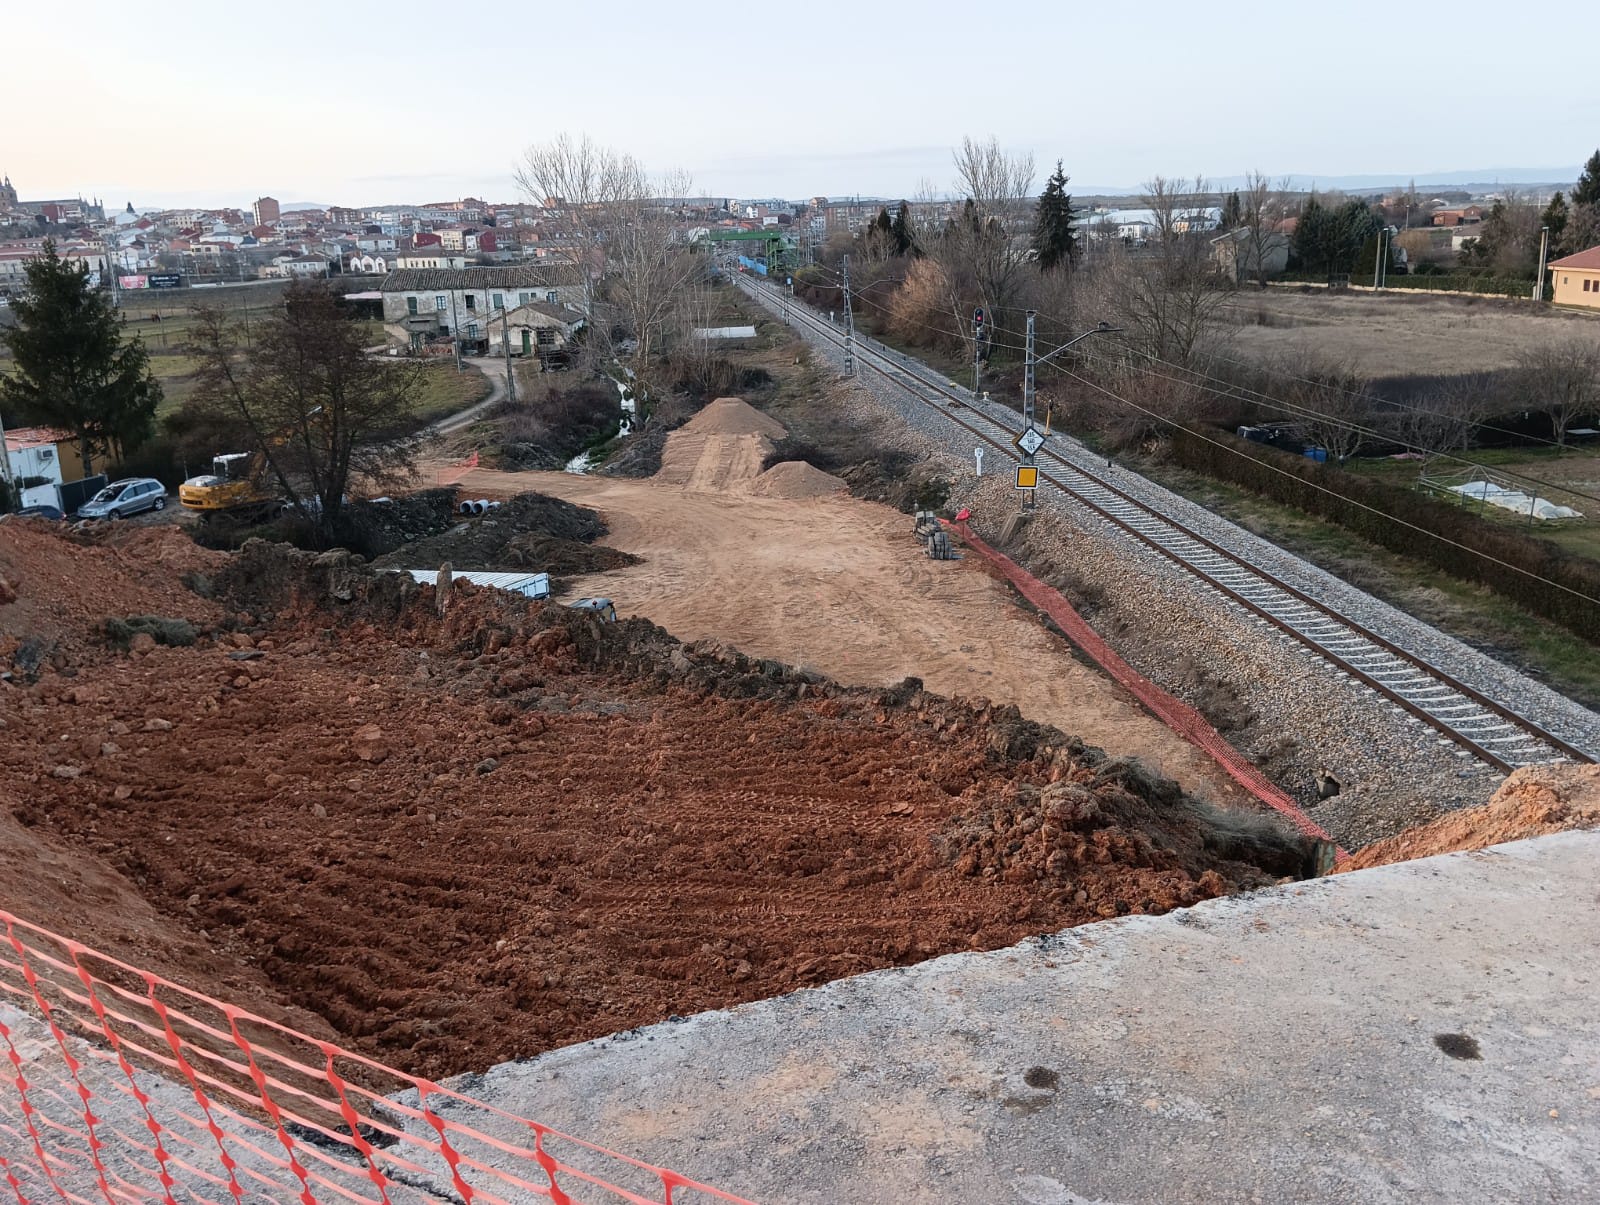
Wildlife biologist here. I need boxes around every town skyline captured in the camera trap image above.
[2,161,1589,217]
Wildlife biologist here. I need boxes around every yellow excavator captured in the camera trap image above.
[179,409,321,520]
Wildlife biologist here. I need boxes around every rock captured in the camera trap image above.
[0,577,16,606]
[99,742,120,757]
[113,785,134,801]
[143,718,173,732]
[475,757,499,776]
[52,764,83,779]
[227,649,265,661]
[128,632,158,655]
[352,723,388,764]
[312,803,328,819]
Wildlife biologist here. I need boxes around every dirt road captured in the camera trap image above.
[446,420,1253,807]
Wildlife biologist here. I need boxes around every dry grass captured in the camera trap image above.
[1221,290,1600,377]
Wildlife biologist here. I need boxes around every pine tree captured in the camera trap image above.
[1291,196,1325,271]
[0,241,161,476]
[1031,161,1079,271]
[1574,150,1600,208]
[890,202,915,256]
[1541,191,1571,255]
[1221,190,1243,231]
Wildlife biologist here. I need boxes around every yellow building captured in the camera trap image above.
[1548,246,1600,309]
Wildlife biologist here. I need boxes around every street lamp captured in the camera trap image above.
[1534,225,1551,303]
[1019,315,1123,510]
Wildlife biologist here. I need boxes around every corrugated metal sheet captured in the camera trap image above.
[405,569,550,599]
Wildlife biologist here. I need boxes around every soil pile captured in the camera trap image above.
[657,397,788,491]
[0,520,223,671]
[1339,764,1600,870]
[2,529,1312,1079]
[747,460,848,500]
[372,492,636,585]
[677,397,787,440]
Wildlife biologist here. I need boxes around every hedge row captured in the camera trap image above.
[1167,428,1600,643]
[1379,274,1534,298]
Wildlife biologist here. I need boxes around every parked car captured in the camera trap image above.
[12,504,64,521]
[76,478,167,520]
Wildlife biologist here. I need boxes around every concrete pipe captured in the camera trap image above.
[459,500,476,515]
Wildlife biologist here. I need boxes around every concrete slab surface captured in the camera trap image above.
[450,831,1600,1204]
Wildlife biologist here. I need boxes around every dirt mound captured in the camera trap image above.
[657,398,790,492]
[1339,764,1600,870]
[0,520,223,674]
[2,539,1312,1079]
[372,492,635,585]
[678,396,786,439]
[747,460,847,500]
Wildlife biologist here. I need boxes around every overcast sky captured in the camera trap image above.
[7,0,1598,209]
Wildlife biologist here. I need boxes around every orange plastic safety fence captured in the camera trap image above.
[951,521,1345,857]
[0,910,753,1205]
[436,449,481,486]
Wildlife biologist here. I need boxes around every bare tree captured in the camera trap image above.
[1259,353,1370,463]
[1385,374,1495,455]
[1086,238,1227,370]
[934,136,1036,346]
[189,283,424,532]
[1513,336,1600,447]
[1239,172,1287,287]
[516,136,705,418]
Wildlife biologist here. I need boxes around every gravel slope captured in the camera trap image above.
[738,278,1600,845]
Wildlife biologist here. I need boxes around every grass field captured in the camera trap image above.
[1220,289,1600,377]
[1346,445,1600,561]
[406,362,492,424]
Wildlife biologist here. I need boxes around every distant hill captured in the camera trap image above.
[1079,167,1582,197]
[280,202,333,212]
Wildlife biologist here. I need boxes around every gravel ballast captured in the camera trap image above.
[739,279,1600,847]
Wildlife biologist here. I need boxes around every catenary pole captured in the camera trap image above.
[841,254,855,376]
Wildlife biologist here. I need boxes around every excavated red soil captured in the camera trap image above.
[0,527,1309,1079]
[1339,764,1600,870]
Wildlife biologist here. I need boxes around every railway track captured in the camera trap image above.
[737,273,1593,774]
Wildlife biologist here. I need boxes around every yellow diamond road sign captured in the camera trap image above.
[1016,465,1039,490]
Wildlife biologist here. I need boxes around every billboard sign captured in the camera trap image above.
[118,275,149,290]
[148,273,183,289]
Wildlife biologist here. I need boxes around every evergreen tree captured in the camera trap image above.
[0,241,161,476]
[1290,196,1326,271]
[890,202,916,256]
[1031,161,1079,271]
[1574,150,1600,208]
[1221,190,1243,230]
[1541,191,1571,255]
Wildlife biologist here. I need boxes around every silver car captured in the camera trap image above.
[77,478,167,520]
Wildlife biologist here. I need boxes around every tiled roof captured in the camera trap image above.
[378,266,580,293]
[4,427,73,452]
[1548,246,1600,271]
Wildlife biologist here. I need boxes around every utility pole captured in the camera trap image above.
[1373,227,1385,290]
[1022,311,1036,432]
[841,254,855,376]
[502,306,516,404]
[1534,225,1551,302]
[1020,318,1124,511]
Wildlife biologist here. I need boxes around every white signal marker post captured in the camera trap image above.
[974,447,984,477]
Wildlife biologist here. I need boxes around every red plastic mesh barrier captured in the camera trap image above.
[0,910,752,1205]
[436,449,481,486]
[952,521,1345,856]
